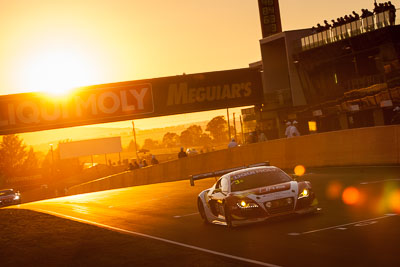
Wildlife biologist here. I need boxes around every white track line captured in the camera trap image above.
[32,208,282,267]
[360,178,400,185]
[173,212,199,218]
[288,214,397,236]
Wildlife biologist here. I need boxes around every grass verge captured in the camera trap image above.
[0,208,257,267]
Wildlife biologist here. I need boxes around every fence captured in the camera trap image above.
[68,125,400,195]
[301,10,399,51]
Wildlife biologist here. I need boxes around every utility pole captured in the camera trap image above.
[240,115,244,144]
[49,144,54,178]
[233,112,237,141]
[227,108,231,141]
[132,121,139,160]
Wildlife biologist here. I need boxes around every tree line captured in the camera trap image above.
[134,115,230,150]
[0,115,231,187]
[0,135,82,188]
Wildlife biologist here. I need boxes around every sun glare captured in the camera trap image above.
[20,47,101,96]
[326,181,342,200]
[294,165,306,176]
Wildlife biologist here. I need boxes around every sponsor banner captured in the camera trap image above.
[0,68,262,134]
[59,136,122,159]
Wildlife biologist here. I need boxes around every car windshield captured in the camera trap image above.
[230,168,292,192]
[0,189,14,196]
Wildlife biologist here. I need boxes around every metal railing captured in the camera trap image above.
[300,9,399,51]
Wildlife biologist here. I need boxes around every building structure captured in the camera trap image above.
[249,8,400,139]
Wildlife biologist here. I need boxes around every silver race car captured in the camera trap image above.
[0,189,21,207]
[191,163,318,227]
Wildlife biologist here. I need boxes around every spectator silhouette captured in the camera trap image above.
[285,121,292,138]
[142,159,148,167]
[323,20,331,30]
[151,155,159,165]
[133,161,140,169]
[178,147,188,158]
[128,162,134,170]
[228,138,238,148]
[352,11,360,20]
[316,23,324,32]
[258,131,268,142]
[289,121,301,137]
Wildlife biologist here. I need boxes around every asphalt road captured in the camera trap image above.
[14,166,400,267]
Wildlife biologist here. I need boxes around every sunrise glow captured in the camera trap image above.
[19,47,101,96]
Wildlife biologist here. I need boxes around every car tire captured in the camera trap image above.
[224,205,233,228]
[197,198,210,224]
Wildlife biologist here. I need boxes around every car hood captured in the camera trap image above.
[230,181,298,199]
[0,194,15,200]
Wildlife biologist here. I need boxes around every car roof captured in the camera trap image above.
[222,166,279,178]
[0,189,14,192]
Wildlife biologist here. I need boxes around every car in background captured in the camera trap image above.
[186,148,199,156]
[0,189,21,207]
[192,164,318,227]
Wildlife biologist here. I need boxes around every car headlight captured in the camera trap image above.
[298,188,310,199]
[237,200,259,209]
[14,195,20,200]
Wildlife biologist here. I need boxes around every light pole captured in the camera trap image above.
[226,108,231,141]
[50,144,54,164]
[49,144,55,184]
[132,121,139,160]
[233,112,237,141]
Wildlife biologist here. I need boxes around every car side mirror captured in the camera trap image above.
[213,188,222,194]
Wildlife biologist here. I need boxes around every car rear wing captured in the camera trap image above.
[189,161,270,186]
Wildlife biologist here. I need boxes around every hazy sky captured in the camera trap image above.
[0,0,390,133]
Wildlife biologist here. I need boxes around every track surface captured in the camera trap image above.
[15,166,400,266]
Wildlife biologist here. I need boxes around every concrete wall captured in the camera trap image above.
[68,125,400,195]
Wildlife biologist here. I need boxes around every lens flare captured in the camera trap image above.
[389,190,400,214]
[294,165,306,176]
[342,186,360,205]
[326,181,342,200]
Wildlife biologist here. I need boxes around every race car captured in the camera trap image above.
[192,163,318,227]
[0,189,21,207]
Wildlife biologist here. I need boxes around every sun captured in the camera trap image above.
[20,47,101,96]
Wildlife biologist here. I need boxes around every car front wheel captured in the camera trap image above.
[224,205,233,228]
[198,198,209,224]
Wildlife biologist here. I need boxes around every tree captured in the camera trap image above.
[142,138,160,150]
[0,135,28,178]
[206,116,228,143]
[21,147,40,175]
[199,133,213,148]
[41,141,83,181]
[126,139,139,152]
[180,125,202,147]
[162,132,180,148]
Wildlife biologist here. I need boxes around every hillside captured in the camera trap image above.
[20,121,210,152]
